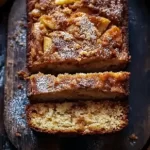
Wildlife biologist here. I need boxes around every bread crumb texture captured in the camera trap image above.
[27,101,128,134]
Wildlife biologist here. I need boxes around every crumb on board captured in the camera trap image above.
[10,43,14,47]
[17,84,23,89]
[21,114,26,119]
[19,42,26,47]
[15,132,21,137]
[17,70,29,80]
[129,133,138,140]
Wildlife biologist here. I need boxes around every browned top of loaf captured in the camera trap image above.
[27,0,129,69]
[28,72,130,95]
[28,0,126,23]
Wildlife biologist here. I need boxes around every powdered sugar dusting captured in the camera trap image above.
[4,88,36,149]
[51,31,79,59]
[76,14,97,40]
[36,76,52,92]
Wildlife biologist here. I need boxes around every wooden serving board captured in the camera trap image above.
[4,0,150,149]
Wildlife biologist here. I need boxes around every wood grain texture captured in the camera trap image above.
[0,1,18,149]
[4,0,150,150]
[4,0,36,149]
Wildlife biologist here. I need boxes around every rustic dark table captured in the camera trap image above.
[1,1,150,150]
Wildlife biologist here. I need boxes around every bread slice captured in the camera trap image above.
[26,100,128,134]
[28,72,130,103]
[27,0,129,73]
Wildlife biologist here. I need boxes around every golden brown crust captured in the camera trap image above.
[27,0,129,73]
[28,72,130,102]
[26,100,128,134]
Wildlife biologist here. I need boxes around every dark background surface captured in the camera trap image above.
[1,0,150,150]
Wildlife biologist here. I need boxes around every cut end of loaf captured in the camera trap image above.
[26,100,128,134]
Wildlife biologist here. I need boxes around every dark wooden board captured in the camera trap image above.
[0,1,18,149]
[4,0,150,149]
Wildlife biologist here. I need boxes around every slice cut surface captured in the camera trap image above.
[26,100,128,134]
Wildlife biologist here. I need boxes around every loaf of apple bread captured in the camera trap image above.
[26,100,128,134]
[27,0,129,73]
[28,72,130,102]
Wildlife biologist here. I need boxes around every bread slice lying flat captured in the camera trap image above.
[28,72,130,103]
[26,100,128,134]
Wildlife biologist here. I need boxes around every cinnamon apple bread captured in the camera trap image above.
[28,72,130,102]
[26,100,128,134]
[27,0,129,73]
